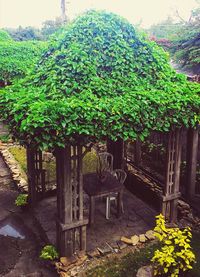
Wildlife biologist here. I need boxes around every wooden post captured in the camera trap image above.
[27,146,45,205]
[56,145,88,257]
[186,127,199,199]
[162,129,182,223]
[27,146,37,206]
[107,138,124,169]
[27,146,45,206]
[134,139,141,165]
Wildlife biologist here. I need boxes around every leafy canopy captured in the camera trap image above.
[0,40,47,83]
[0,29,12,42]
[0,10,200,149]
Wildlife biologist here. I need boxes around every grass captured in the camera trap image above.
[86,243,158,277]
[9,146,27,172]
[8,146,98,179]
[86,232,200,277]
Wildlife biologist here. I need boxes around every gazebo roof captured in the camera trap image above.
[0,10,200,149]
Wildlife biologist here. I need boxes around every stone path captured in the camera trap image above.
[0,155,58,277]
[0,155,13,187]
[35,187,157,252]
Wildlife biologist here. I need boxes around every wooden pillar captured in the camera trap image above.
[56,145,88,257]
[27,146,37,206]
[134,139,141,165]
[186,127,199,199]
[107,138,124,169]
[26,146,45,206]
[162,129,182,223]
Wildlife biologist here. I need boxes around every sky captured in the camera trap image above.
[0,0,198,29]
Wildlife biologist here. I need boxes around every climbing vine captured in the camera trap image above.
[0,39,47,83]
[0,11,199,149]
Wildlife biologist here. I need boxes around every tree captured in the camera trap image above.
[61,0,67,23]
[41,18,63,39]
[0,30,12,42]
[147,3,200,74]
[4,26,42,41]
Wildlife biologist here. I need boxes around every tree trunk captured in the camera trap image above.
[61,0,67,23]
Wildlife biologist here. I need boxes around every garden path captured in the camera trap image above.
[0,155,58,277]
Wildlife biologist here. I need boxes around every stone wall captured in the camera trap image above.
[0,120,9,136]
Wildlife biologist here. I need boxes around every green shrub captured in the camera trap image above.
[0,40,47,83]
[152,214,196,277]
[0,134,10,143]
[0,30,12,42]
[0,10,199,149]
[15,194,28,206]
[40,245,59,261]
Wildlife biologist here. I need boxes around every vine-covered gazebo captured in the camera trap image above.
[0,10,200,257]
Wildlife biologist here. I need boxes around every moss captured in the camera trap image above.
[9,146,27,172]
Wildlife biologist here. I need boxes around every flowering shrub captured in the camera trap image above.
[152,214,196,277]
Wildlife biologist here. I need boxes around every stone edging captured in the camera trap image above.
[0,143,28,192]
[55,230,156,276]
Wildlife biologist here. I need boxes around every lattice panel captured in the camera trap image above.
[33,150,45,195]
[56,145,87,257]
[125,131,168,184]
[162,129,182,223]
[27,147,45,204]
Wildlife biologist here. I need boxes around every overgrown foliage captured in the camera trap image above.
[4,26,42,41]
[40,245,59,261]
[86,231,200,277]
[0,39,47,83]
[0,11,200,149]
[152,214,196,277]
[4,17,64,41]
[15,194,28,206]
[0,30,12,42]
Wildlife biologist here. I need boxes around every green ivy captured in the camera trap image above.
[40,245,59,261]
[0,10,200,149]
[0,40,47,83]
[15,193,28,206]
[0,30,12,42]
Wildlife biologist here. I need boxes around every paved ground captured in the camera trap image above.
[0,155,58,277]
[35,188,157,252]
[0,150,157,276]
